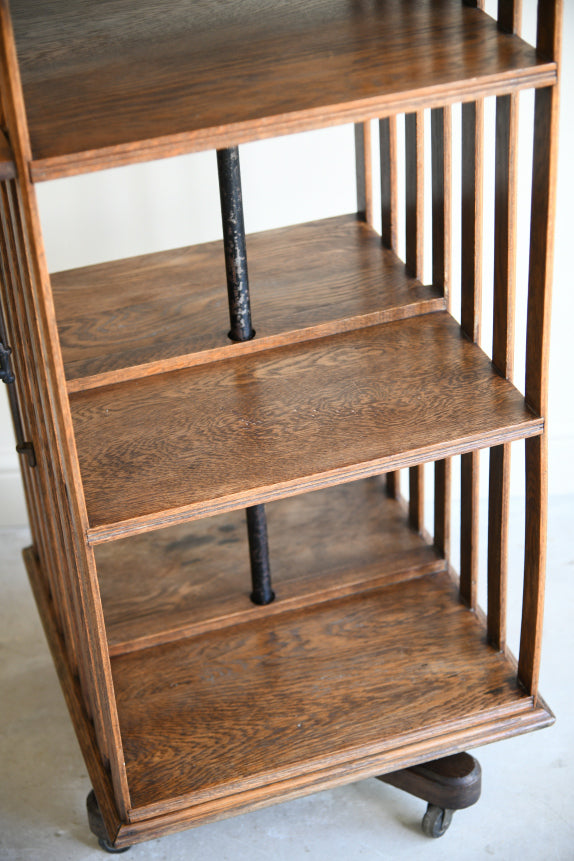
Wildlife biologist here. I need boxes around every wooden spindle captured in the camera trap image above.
[431,107,452,558]
[460,98,484,609]
[488,1,521,651]
[355,121,373,227]
[380,115,400,500]
[405,111,425,531]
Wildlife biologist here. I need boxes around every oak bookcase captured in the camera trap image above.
[0,0,561,851]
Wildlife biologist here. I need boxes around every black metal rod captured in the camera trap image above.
[216,146,254,343]
[216,146,274,605]
[246,504,275,605]
[0,331,35,467]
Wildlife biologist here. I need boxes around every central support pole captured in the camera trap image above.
[217,145,274,606]
[216,146,255,343]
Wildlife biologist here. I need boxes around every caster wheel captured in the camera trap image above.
[421,803,454,838]
[98,837,130,854]
[87,789,131,853]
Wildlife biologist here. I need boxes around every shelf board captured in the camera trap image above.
[110,570,553,819]
[52,215,444,390]
[12,0,555,180]
[71,311,543,543]
[96,478,444,655]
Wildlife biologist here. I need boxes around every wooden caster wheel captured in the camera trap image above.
[421,804,454,838]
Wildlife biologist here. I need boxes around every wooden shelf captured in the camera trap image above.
[53,215,444,390]
[96,478,444,655]
[71,311,542,543]
[12,0,555,180]
[110,569,553,820]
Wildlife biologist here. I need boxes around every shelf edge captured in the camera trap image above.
[65,296,446,393]
[29,66,556,183]
[86,418,544,545]
[118,699,553,838]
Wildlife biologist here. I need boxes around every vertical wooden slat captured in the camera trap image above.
[355,121,373,227]
[487,444,510,648]
[380,115,398,254]
[459,97,483,610]
[497,0,522,34]
[380,114,400,500]
[405,112,424,283]
[0,6,131,816]
[431,107,452,557]
[519,0,562,696]
[487,1,521,652]
[405,111,425,531]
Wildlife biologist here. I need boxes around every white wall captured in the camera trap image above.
[1,1,573,527]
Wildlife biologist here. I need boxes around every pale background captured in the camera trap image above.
[0,0,572,522]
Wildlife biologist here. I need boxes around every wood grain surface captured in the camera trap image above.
[52,215,444,387]
[10,0,555,180]
[111,570,540,815]
[69,312,543,541]
[96,478,443,654]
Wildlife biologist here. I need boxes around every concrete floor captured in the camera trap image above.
[1,497,573,861]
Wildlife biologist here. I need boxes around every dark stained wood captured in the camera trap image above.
[380,113,400,500]
[487,444,510,650]
[408,467,425,534]
[405,112,424,283]
[461,100,483,343]
[518,435,547,695]
[498,1,522,35]
[68,312,543,542]
[434,458,451,559]
[379,752,481,811]
[52,215,445,388]
[488,15,520,651]
[96,479,444,654]
[460,96,483,610]
[405,110,425,532]
[354,122,373,226]
[8,0,555,181]
[460,451,480,610]
[493,94,518,380]
[431,107,452,304]
[431,106,452,560]
[111,570,546,817]
[380,115,398,254]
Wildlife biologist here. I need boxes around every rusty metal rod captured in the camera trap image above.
[217,146,274,605]
[216,146,255,343]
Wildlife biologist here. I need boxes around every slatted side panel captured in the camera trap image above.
[379,115,400,500]
[0,5,131,817]
[431,106,452,558]
[519,0,562,697]
[0,181,78,666]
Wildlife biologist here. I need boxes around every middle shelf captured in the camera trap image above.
[71,309,542,543]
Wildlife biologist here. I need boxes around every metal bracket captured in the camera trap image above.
[0,340,36,467]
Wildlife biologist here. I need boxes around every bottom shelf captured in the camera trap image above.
[111,569,553,823]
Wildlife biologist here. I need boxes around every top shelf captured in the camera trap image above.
[12,0,555,181]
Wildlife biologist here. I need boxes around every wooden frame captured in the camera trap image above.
[0,0,561,849]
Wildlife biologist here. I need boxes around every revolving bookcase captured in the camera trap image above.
[0,0,560,851]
